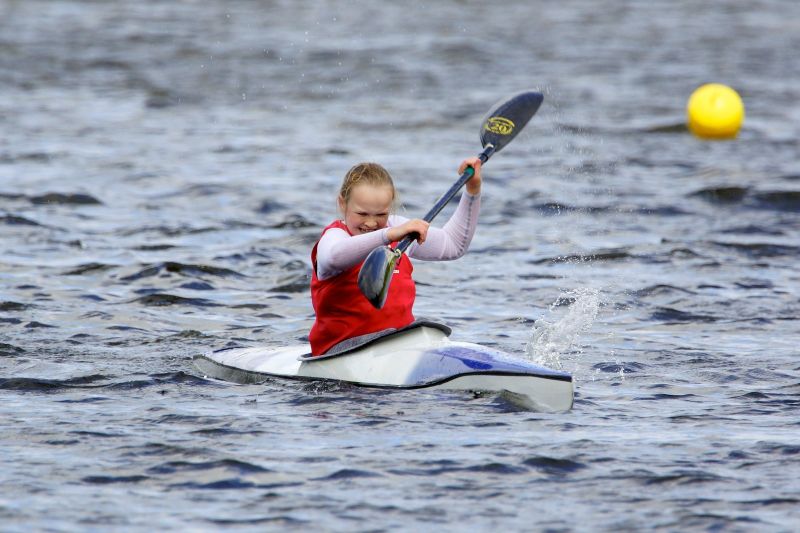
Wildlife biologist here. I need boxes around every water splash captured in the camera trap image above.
[525,288,600,370]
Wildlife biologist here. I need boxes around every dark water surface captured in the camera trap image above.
[2,1,800,531]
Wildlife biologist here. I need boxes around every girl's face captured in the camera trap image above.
[338,183,393,235]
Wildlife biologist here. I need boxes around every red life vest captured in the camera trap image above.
[309,220,415,355]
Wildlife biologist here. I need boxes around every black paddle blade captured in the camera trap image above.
[357,245,402,309]
[480,91,543,153]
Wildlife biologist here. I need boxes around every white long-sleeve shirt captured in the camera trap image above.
[315,192,481,281]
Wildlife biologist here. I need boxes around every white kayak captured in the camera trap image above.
[194,321,573,412]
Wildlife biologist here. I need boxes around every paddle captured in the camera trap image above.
[357,90,544,309]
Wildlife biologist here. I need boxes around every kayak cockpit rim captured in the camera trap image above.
[298,319,452,361]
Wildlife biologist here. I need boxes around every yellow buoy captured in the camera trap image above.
[687,83,744,140]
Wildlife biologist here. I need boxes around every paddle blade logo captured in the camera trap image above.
[484,117,515,136]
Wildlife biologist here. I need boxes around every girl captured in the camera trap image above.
[309,157,482,355]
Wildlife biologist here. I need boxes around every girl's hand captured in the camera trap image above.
[459,157,482,195]
[387,218,430,244]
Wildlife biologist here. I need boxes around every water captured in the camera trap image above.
[2,0,800,530]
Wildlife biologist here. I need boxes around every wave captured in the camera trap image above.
[29,193,102,205]
[269,214,318,229]
[0,371,215,393]
[256,198,288,214]
[131,243,179,251]
[690,186,749,204]
[132,293,220,307]
[0,301,29,311]
[522,455,587,474]
[120,262,245,281]
[116,224,218,237]
[691,186,800,212]
[0,214,43,226]
[62,262,117,275]
[650,307,718,323]
[752,190,800,212]
[633,284,697,297]
[269,273,311,293]
[718,224,785,236]
[0,152,61,165]
[710,241,800,259]
[103,372,216,390]
[637,469,728,486]
[147,458,272,475]
[1,191,101,205]
[0,374,109,392]
[592,361,646,374]
[25,321,57,329]
[0,343,25,356]
[315,468,383,480]
[82,475,150,484]
[529,249,632,265]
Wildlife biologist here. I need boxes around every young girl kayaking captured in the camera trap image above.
[309,158,482,355]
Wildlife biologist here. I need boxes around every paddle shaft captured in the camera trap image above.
[394,144,495,254]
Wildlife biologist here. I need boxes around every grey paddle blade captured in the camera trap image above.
[480,91,543,153]
[357,245,402,309]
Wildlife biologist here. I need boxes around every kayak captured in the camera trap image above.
[194,321,574,412]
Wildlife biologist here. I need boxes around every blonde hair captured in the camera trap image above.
[338,162,397,209]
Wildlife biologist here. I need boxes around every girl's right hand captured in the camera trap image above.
[387,218,430,244]
[459,156,482,195]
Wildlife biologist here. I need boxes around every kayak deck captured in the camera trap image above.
[194,324,573,412]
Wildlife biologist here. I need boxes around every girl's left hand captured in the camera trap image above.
[459,157,482,195]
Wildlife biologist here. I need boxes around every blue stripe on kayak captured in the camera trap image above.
[400,346,571,386]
